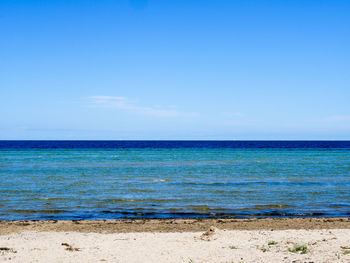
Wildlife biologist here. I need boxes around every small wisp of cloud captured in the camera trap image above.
[89,96,196,118]
[221,111,245,118]
[324,115,350,123]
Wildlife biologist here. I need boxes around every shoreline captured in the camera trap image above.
[1,217,350,235]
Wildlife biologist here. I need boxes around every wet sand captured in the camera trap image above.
[1,217,350,235]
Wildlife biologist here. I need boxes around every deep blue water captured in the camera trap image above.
[1,140,350,149]
[0,141,349,220]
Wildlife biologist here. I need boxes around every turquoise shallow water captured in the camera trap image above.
[1,146,350,219]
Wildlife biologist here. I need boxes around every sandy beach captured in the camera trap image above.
[1,218,350,262]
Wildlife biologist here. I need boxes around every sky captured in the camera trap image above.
[1,0,349,140]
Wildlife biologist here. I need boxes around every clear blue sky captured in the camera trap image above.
[1,0,349,139]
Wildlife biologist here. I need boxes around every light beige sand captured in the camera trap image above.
[1,228,350,262]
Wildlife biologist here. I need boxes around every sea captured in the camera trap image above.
[0,140,349,220]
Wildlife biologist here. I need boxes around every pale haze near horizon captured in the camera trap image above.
[1,0,349,140]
